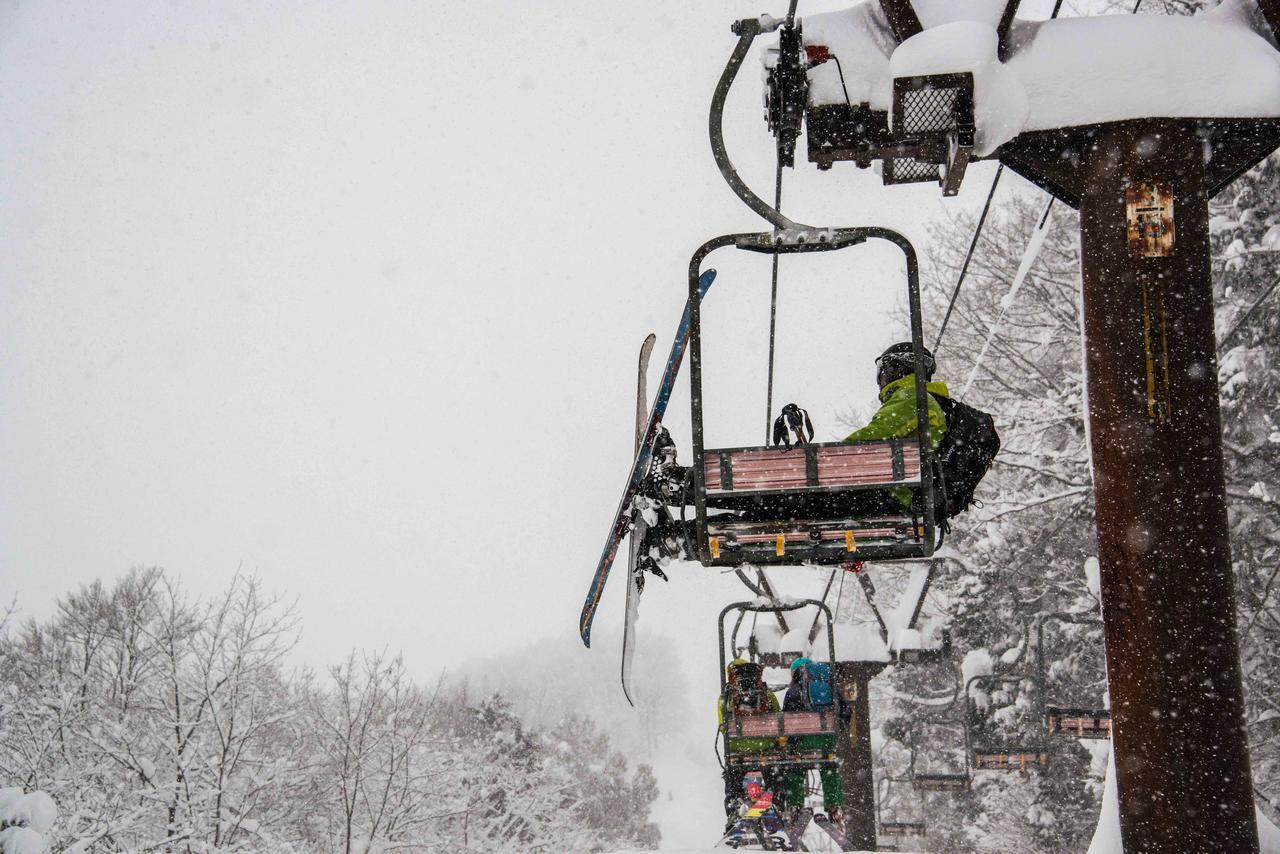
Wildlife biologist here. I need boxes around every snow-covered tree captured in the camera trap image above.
[875,191,1106,851]
[0,570,657,852]
[1211,150,1280,804]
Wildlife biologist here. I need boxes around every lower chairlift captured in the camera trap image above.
[877,775,927,841]
[719,599,848,850]
[688,230,941,568]
[896,634,971,792]
[965,674,1050,772]
[1045,706,1112,739]
[720,599,841,774]
[1037,613,1111,740]
[910,739,971,793]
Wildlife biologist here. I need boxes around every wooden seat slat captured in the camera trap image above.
[722,528,906,545]
[817,527,906,539]
[736,717,780,737]
[728,458,804,464]
[730,711,836,737]
[705,457,722,491]
[704,440,922,495]
[780,711,834,734]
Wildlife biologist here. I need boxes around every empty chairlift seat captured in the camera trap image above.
[910,772,970,792]
[879,821,927,837]
[972,750,1050,771]
[1045,706,1112,739]
[701,439,934,565]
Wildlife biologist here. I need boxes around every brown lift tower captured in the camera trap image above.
[739,1,1280,850]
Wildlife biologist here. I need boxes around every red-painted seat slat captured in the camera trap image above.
[705,457,722,491]
[781,712,831,734]
[737,716,781,737]
[703,441,923,494]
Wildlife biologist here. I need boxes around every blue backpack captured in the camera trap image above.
[805,662,833,708]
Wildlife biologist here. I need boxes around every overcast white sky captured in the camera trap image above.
[0,1,1054,680]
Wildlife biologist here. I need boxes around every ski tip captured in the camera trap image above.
[580,629,592,648]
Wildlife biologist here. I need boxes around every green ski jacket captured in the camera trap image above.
[843,374,949,448]
[843,374,950,507]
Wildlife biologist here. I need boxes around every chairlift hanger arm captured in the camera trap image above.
[903,559,939,631]
[711,18,810,232]
[754,568,790,634]
[730,568,792,636]
[734,568,768,597]
[806,569,838,647]
[856,572,889,643]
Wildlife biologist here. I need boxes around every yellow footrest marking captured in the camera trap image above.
[775,534,785,556]
[709,537,721,559]
[845,530,857,552]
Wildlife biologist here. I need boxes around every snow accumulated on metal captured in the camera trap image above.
[798,0,1280,156]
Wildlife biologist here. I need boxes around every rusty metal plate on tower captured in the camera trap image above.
[1126,182,1175,257]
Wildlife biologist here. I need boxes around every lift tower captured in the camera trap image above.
[735,1,1280,850]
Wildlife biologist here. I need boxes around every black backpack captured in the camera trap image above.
[930,394,1000,518]
[725,662,771,716]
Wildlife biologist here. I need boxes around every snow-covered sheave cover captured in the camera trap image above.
[798,0,1280,156]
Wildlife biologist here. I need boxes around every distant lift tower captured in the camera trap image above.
[728,1,1280,851]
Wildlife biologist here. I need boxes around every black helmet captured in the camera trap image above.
[875,342,935,385]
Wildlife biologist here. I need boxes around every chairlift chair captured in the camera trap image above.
[689,230,941,569]
[1035,612,1111,740]
[909,736,971,793]
[1045,706,1112,739]
[907,720,971,792]
[719,599,842,775]
[877,775,928,839]
[964,673,1050,771]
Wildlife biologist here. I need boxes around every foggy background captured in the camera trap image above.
[0,0,1050,692]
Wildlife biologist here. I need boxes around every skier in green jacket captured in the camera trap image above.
[846,342,948,448]
[716,342,951,523]
[839,342,950,513]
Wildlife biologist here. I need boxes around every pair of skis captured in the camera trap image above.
[719,802,794,851]
[716,808,847,851]
[621,334,656,707]
[578,270,716,704]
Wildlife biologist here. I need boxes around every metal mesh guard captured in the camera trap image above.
[885,157,940,185]
[901,85,960,136]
